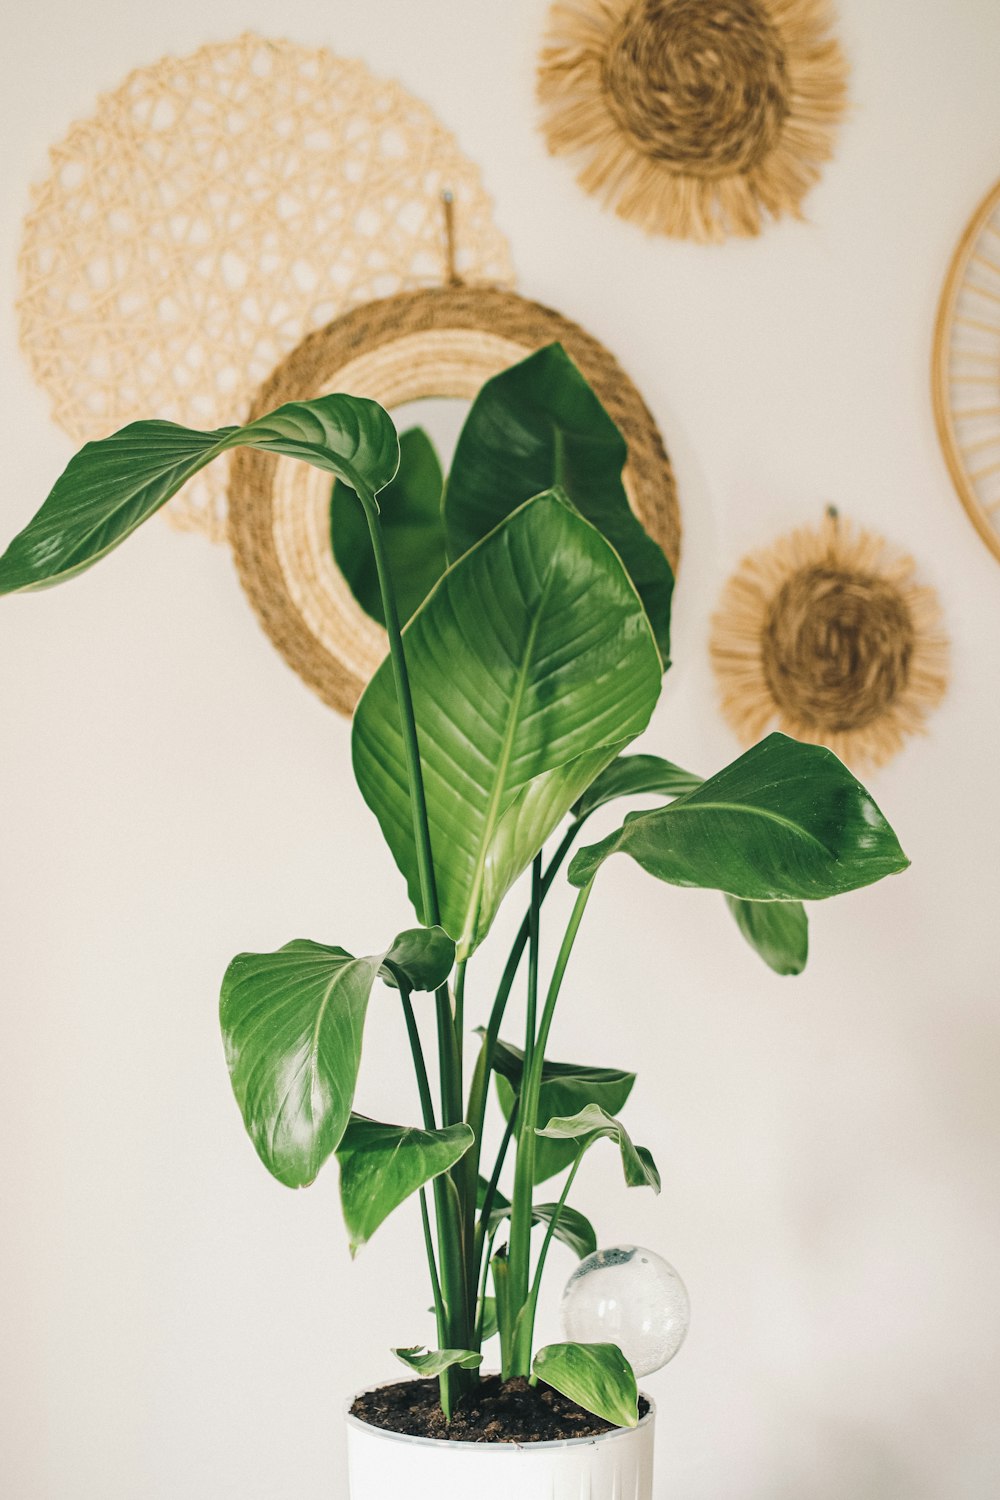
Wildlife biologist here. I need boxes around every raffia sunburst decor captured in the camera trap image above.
[537,0,849,241]
[710,512,949,770]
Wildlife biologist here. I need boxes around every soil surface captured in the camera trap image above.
[350,1374,649,1443]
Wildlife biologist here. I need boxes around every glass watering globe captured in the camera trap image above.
[561,1245,690,1378]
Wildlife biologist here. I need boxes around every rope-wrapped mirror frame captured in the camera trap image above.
[228,286,682,715]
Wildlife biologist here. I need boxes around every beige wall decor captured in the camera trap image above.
[710,510,948,770]
[932,174,1000,566]
[228,284,681,716]
[16,33,513,541]
[537,0,848,242]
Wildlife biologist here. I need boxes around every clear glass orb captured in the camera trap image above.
[561,1245,690,1378]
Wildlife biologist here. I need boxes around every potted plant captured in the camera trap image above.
[0,346,908,1498]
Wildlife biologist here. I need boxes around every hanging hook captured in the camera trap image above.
[441,188,460,286]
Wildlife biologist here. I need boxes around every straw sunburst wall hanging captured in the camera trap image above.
[537,0,849,241]
[710,511,949,770]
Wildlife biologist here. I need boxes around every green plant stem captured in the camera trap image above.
[400,988,449,1393]
[359,487,469,1394]
[464,822,582,1206]
[507,880,595,1376]
[523,855,542,1080]
[520,1151,584,1363]
[476,1104,518,1246]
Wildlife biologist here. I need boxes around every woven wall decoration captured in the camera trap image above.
[228,285,682,716]
[932,174,1000,566]
[537,0,848,242]
[17,33,513,542]
[710,511,948,770]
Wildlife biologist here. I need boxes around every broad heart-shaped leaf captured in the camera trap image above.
[336,1115,473,1255]
[726,895,809,976]
[443,343,673,663]
[484,1035,636,1184]
[219,927,454,1190]
[0,394,398,594]
[352,490,662,958]
[569,733,909,900]
[393,1347,483,1377]
[332,426,446,626]
[532,1343,639,1429]
[538,1104,661,1192]
[487,1198,597,1261]
[574,752,704,821]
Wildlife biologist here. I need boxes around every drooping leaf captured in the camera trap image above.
[443,344,673,662]
[488,1199,597,1261]
[336,1115,473,1254]
[725,895,809,976]
[532,1342,639,1429]
[352,490,662,957]
[0,395,399,594]
[569,734,909,900]
[574,753,703,821]
[393,1347,483,1377]
[537,1104,661,1192]
[484,1035,636,1184]
[332,426,446,626]
[478,1296,499,1341]
[219,926,453,1189]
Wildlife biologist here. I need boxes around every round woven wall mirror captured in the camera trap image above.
[932,175,1000,565]
[228,286,681,715]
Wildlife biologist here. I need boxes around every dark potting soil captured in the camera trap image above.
[350,1374,649,1444]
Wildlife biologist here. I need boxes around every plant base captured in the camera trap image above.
[346,1380,655,1500]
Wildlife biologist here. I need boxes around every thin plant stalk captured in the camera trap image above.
[506,880,595,1376]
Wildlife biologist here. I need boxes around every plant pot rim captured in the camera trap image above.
[345,1383,655,1453]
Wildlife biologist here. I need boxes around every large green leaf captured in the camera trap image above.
[0,395,398,594]
[532,1342,639,1428]
[569,734,909,900]
[352,490,662,957]
[219,927,454,1190]
[336,1115,473,1254]
[538,1104,661,1192]
[485,1036,636,1184]
[393,1347,483,1377]
[725,895,809,976]
[332,426,446,626]
[443,344,673,662]
[574,753,703,821]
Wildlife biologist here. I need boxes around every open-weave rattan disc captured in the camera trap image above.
[710,512,948,769]
[537,0,848,241]
[229,286,681,716]
[17,33,513,540]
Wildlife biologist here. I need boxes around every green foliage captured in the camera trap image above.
[2,346,911,1432]
[569,733,909,900]
[725,895,809,976]
[352,490,662,957]
[538,1104,661,1192]
[532,1342,639,1429]
[487,1036,635,1184]
[443,344,674,662]
[393,1347,483,1377]
[219,928,453,1189]
[332,426,446,626]
[337,1116,474,1254]
[0,395,398,594]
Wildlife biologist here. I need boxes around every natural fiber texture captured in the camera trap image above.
[17,33,513,540]
[537,0,849,241]
[229,286,681,717]
[710,512,948,769]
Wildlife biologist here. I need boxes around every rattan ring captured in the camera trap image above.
[228,286,682,716]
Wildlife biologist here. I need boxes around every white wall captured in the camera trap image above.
[2,2,999,1496]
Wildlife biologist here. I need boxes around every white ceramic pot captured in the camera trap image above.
[345,1392,655,1500]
